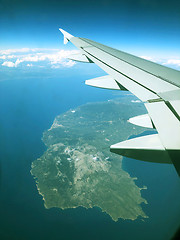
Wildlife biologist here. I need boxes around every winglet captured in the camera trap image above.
[59,28,74,44]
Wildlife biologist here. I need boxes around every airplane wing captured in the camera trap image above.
[59,28,180,176]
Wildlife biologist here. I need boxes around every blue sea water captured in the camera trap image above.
[0,71,180,240]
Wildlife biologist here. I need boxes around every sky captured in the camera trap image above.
[0,0,180,71]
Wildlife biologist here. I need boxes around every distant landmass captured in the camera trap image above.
[31,96,149,221]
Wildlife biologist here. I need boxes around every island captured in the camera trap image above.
[31,95,150,221]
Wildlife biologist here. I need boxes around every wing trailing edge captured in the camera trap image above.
[68,53,93,63]
[86,75,120,90]
[110,134,172,164]
[128,114,154,129]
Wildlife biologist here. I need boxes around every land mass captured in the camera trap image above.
[31,95,150,221]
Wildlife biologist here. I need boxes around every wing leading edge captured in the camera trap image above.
[59,28,180,176]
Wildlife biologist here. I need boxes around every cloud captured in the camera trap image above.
[163,59,180,67]
[0,55,6,60]
[27,63,33,67]
[51,60,76,68]
[2,61,16,67]
[0,48,79,68]
[2,58,23,67]
[140,56,157,62]
[131,100,141,103]
[61,60,76,67]
[140,55,180,69]
[1,48,180,70]
[0,48,59,55]
[0,48,31,55]
[0,55,16,60]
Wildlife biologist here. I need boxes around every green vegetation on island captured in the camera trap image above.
[31,95,150,221]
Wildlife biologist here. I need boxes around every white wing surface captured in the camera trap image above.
[59,28,180,176]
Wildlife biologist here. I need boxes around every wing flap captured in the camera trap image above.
[68,53,93,63]
[85,75,120,90]
[145,101,180,150]
[128,114,154,128]
[110,134,171,164]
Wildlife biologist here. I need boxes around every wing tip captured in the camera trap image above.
[59,28,74,44]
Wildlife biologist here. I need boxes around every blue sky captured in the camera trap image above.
[0,0,180,71]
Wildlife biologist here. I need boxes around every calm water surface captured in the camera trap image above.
[0,77,179,240]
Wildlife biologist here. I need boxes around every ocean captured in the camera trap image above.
[0,73,179,240]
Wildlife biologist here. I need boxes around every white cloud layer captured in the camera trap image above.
[0,48,78,68]
[2,61,16,67]
[0,48,180,70]
[0,48,31,55]
[140,55,180,69]
[163,59,180,67]
[140,56,155,61]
